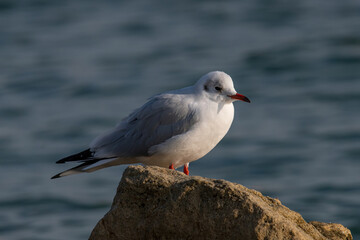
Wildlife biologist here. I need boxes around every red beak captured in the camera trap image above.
[228,93,251,103]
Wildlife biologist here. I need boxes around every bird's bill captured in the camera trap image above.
[228,93,251,103]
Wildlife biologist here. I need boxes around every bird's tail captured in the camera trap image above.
[51,157,122,179]
[51,149,123,179]
[51,159,98,179]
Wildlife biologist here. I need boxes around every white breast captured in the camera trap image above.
[142,101,234,168]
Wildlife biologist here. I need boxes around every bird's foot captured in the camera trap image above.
[169,164,175,170]
[183,163,189,175]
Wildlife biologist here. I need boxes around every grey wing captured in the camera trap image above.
[89,94,199,158]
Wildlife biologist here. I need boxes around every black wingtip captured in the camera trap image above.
[51,173,61,179]
[56,149,93,164]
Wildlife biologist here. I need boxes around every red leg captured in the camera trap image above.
[183,163,189,175]
[169,164,175,170]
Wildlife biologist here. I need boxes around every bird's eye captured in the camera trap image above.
[215,86,222,91]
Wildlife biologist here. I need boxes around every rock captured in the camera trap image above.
[310,221,352,240]
[89,165,353,240]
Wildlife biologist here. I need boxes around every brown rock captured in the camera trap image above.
[310,221,353,240]
[89,165,353,240]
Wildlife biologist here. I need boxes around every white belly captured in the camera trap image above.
[140,102,234,168]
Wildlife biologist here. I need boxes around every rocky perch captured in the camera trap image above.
[90,165,352,240]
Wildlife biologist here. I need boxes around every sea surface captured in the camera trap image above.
[0,0,359,239]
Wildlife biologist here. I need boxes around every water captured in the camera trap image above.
[0,0,359,239]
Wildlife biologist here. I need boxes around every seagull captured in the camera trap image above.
[51,71,250,179]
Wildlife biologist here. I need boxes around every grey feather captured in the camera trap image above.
[90,92,199,158]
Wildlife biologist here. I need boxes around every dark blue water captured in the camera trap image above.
[1,1,359,239]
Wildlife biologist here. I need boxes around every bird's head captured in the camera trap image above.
[196,71,250,104]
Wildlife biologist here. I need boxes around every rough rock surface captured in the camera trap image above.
[89,165,352,240]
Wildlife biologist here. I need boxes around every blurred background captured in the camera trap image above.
[0,0,359,239]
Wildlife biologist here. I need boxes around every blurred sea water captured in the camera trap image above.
[0,0,359,239]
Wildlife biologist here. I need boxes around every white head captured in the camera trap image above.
[195,71,250,104]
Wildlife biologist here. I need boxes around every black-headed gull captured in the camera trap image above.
[52,71,250,179]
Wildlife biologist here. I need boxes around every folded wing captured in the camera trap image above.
[90,93,199,159]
